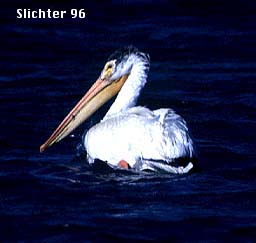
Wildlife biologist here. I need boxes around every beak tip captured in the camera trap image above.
[40,144,46,153]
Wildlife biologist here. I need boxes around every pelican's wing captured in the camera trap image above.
[152,108,194,160]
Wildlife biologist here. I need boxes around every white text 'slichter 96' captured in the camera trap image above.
[16,9,86,19]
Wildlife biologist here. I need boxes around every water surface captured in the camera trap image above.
[1,3,256,242]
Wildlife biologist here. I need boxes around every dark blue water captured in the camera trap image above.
[1,2,256,242]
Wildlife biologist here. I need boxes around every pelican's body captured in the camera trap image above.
[86,107,194,173]
[40,46,195,174]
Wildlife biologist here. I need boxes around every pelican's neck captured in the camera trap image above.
[103,55,149,120]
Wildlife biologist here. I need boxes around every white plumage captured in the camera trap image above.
[84,47,195,173]
[40,46,195,174]
[85,107,194,173]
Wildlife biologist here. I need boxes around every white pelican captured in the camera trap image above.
[40,46,195,174]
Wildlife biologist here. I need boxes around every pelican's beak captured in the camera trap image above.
[40,74,129,152]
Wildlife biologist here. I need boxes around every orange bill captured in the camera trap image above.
[40,74,129,152]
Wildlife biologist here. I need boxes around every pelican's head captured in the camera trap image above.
[101,46,149,81]
[40,46,149,152]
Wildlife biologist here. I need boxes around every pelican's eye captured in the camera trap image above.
[107,63,113,69]
[102,61,116,80]
[105,61,115,72]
